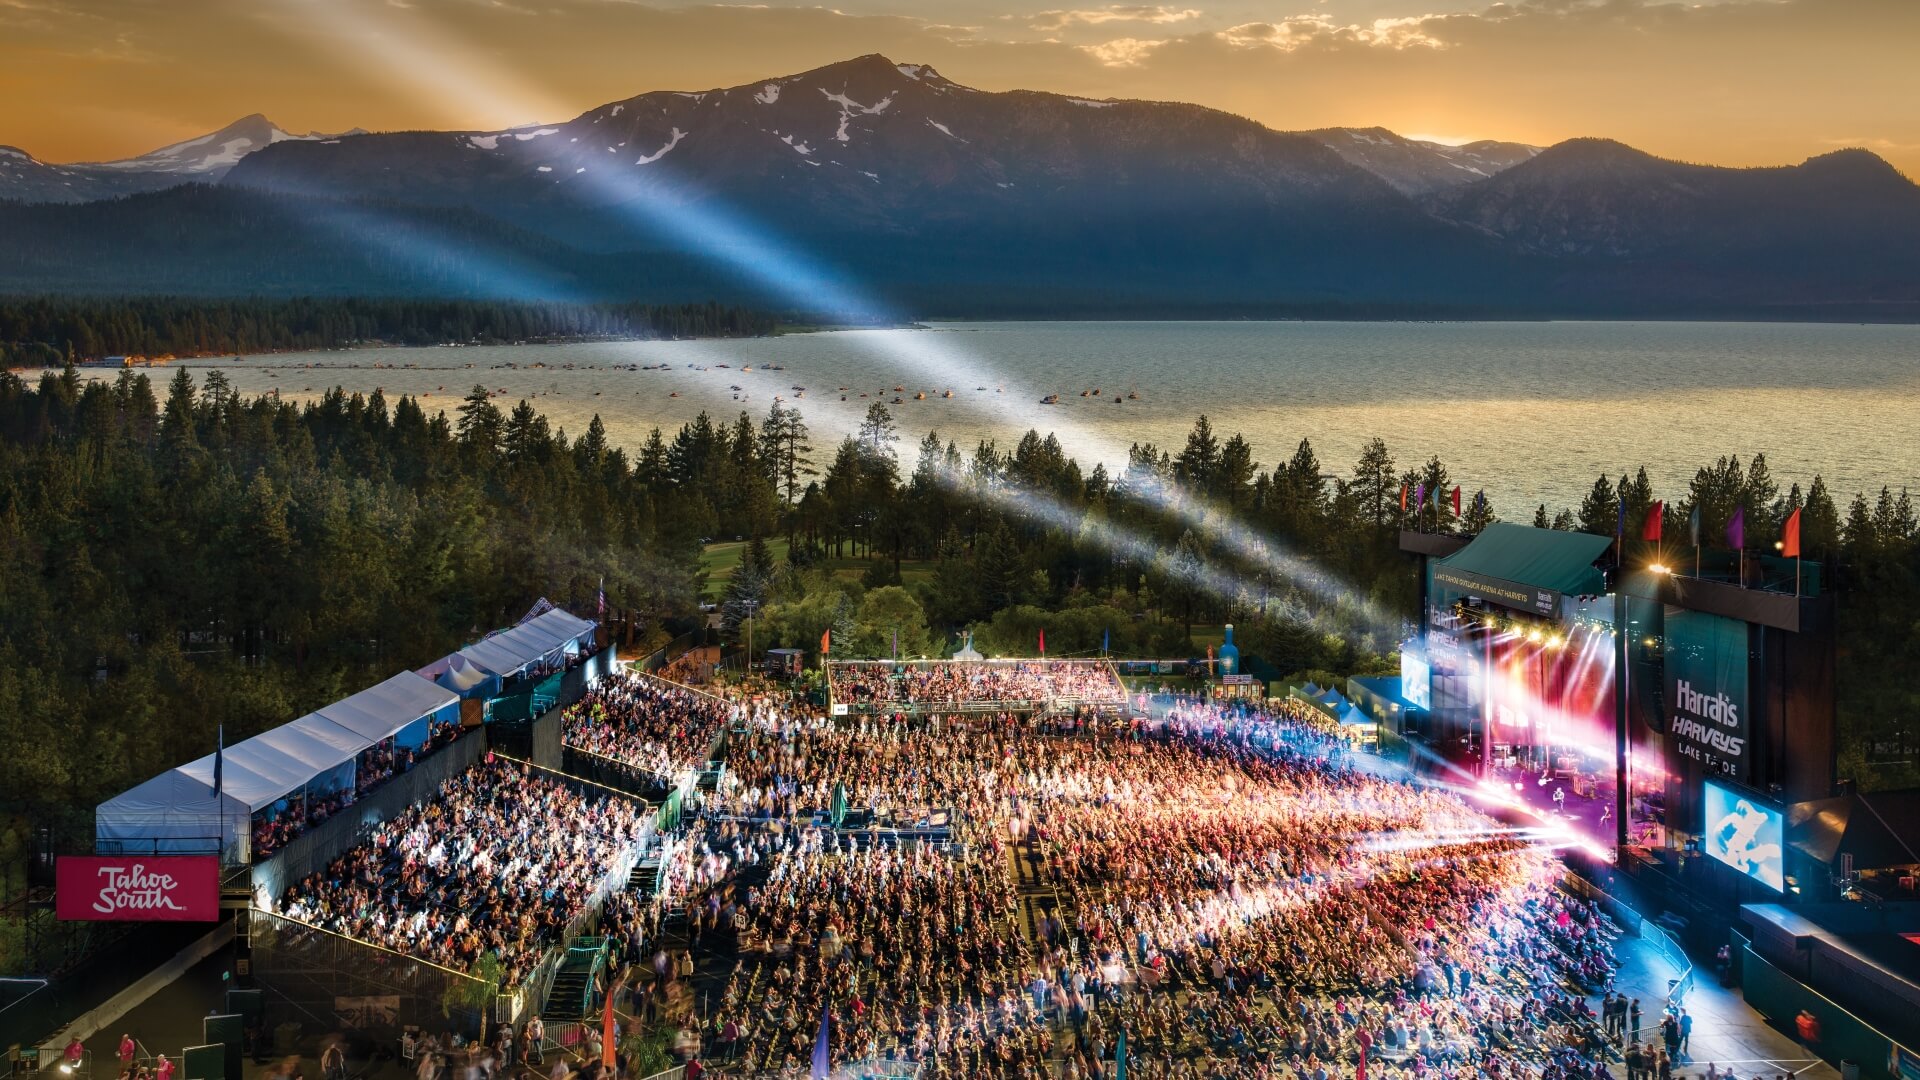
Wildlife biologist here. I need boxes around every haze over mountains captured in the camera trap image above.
[3,54,1917,318]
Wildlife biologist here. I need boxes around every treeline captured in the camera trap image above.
[0,367,715,886]
[659,402,1917,792]
[0,296,780,367]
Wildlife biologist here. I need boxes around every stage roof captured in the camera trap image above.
[1436,523,1612,599]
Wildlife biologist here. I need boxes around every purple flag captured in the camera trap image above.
[1727,506,1745,550]
[1414,483,1426,510]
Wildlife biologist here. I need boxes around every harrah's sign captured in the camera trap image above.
[56,856,219,922]
[1670,680,1746,757]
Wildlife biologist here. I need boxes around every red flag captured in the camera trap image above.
[1038,628,1045,655]
[603,975,624,1070]
[821,628,830,656]
[1642,500,1664,542]
[1399,484,1408,512]
[1782,506,1802,558]
[1450,486,1461,517]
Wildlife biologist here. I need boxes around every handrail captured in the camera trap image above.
[1644,918,1695,1008]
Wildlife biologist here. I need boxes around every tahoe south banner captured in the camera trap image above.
[56,856,220,921]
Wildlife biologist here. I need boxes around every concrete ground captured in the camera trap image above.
[1605,927,1836,1080]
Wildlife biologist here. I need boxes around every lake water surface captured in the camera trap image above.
[163,321,1920,515]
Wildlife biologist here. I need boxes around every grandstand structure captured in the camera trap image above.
[824,657,1126,715]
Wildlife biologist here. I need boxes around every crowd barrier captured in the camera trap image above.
[248,908,493,1042]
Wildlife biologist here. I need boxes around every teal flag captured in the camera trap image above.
[830,780,848,828]
[1115,1029,1126,1080]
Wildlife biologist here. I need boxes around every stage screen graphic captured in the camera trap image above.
[1702,779,1784,890]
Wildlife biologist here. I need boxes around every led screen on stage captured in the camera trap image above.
[1401,644,1431,711]
[1702,779,1783,890]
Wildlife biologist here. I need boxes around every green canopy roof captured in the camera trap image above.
[1435,522,1612,602]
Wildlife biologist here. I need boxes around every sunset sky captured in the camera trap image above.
[2,0,1915,177]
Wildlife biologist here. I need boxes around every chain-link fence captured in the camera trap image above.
[248,910,492,1043]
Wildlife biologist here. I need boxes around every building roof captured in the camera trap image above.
[1435,523,1612,602]
[1789,788,1920,870]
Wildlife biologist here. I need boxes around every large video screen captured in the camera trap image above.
[1702,779,1784,890]
[1400,644,1431,711]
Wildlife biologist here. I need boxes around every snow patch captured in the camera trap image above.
[1068,98,1116,108]
[755,84,782,105]
[576,167,587,173]
[634,127,685,165]
[820,88,895,144]
[673,92,707,102]
[537,165,553,172]
[780,134,813,157]
[860,170,879,182]
[0,148,32,161]
[610,105,624,117]
[897,63,931,80]
[926,119,963,142]
[467,135,501,150]
[321,139,340,145]
[513,128,560,141]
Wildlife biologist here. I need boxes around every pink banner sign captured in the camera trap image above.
[56,856,220,921]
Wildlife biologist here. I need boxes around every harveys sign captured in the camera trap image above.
[1662,608,1752,783]
[56,856,220,921]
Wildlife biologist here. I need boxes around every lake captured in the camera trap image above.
[156,320,1920,516]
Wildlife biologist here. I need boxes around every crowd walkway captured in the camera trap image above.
[1606,931,1834,1080]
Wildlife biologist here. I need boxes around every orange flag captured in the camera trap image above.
[821,628,831,656]
[1782,506,1802,558]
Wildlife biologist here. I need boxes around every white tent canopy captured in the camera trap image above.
[314,671,457,743]
[458,608,596,678]
[418,652,494,695]
[96,767,250,857]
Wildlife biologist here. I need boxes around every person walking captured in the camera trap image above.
[1630,998,1643,1043]
[1602,992,1619,1039]
[1679,1009,1693,1058]
[118,1035,136,1072]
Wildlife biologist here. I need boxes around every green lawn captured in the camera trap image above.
[701,538,935,599]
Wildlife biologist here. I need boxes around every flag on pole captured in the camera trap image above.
[596,575,606,619]
[1038,628,1046,655]
[821,628,831,656]
[1689,504,1702,547]
[1450,486,1461,517]
[212,725,224,799]
[1615,495,1626,538]
[1414,483,1426,510]
[602,976,623,1074]
[811,1002,831,1079]
[1642,501,1664,542]
[1102,627,1109,655]
[1727,506,1746,549]
[891,627,898,661]
[1115,1029,1128,1080]
[1782,506,1802,558]
[1399,484,1408,512]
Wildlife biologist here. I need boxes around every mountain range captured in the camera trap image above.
[3,54,1917,318]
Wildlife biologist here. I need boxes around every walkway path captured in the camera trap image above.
[1606,929,1836,1080]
